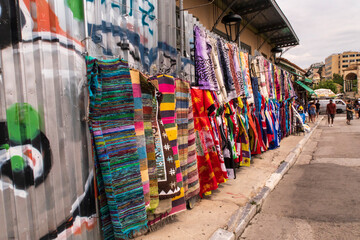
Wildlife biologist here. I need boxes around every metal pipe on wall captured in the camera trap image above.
[83,0,89,54]
[180,0,184,58]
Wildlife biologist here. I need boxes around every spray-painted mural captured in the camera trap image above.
[0,0,98,239]
[85,0,178,75]
[0,0,195,239]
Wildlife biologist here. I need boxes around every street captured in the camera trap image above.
[241,115,360,240]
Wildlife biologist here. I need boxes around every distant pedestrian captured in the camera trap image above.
[315,100,320,118]
[346,100,355,125]
[309,101,316,123]
[354,100,360,119]
[326,99,336,127]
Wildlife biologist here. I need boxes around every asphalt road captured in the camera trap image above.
[240,115,360,240]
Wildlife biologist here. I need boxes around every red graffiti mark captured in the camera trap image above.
[73,218,97,235]
[23,149,36,166]
[126,23,149,45]
[23,0,83,46]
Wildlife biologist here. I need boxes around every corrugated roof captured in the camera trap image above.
[215,0,299,47]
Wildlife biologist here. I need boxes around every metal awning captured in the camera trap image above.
[213,0,299,48]
[295,81,316,96]
[290,71,313,83]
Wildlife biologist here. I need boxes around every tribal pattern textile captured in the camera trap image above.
[153,89,180,199]
[87,57,147,240]
[149,75,186,218]
[192,88,226,196]
[217,39,237,100]
[233,46,246,96]
[209,37,227,103]
[194,26,218,92]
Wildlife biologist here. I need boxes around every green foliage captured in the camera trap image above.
[332,73,344,85]
[313,80,338,93]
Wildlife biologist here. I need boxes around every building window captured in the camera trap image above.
[343,55,349,58]
[350,54,355,57]
[342,60,348,62]
[357,59,360,62]
[342,65,348,68]
[356,54,360,56]
[350,59,355,62]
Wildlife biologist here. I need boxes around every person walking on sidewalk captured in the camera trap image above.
[309,101,316,123]
[346,100,355,125]
[326,99,336,127]
[315,100,320,119]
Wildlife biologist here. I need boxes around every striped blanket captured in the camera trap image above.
[175,79,200,201]
[130,69,150,207]
[140,76,159,210]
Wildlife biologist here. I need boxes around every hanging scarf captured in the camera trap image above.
[217,39,237,100]
[194,26,218,92]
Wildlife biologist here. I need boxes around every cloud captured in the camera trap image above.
[276,0,360,69]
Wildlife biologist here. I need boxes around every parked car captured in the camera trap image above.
[318,99,346,114]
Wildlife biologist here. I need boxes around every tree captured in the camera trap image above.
[313,80,337,93]
[332,73,344,86]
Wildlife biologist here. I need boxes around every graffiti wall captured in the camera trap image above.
[0,0,99,239]
[85,0,178,76]
[0,0,195,239]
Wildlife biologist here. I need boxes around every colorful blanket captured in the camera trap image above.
[130,70,150,207]
[175,79,200,200]
[140,75,159,210]
[87,57,147,239]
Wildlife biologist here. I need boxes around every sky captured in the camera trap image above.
[276,0,360,69]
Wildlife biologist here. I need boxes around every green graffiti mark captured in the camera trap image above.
[0,144,9,150]
[67,0,84,20]
[6,103,41,143]
[11,155,25,172]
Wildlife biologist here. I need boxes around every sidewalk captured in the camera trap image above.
[136,121,318,240]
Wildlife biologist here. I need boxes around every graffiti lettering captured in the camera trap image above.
[139,0,155,35]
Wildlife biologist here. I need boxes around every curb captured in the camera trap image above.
[210,117,324,240]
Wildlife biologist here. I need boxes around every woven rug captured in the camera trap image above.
[175,79,200,201]
[140,76,159,210]
[153,89,180,199]
[149,75,186,218]
[130,69,150,207]
[185,88,200,200]
[86,56,147,239]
